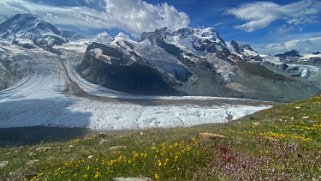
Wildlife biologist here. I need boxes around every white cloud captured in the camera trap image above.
[256,36,321,54]
[0,0,189,36]
[105,0,189,35]
[226,0,321,32]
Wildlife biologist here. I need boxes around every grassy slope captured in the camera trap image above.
[0,95,321,180]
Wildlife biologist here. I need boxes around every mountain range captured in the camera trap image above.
[1,14,321,102]
[78,27,321,102]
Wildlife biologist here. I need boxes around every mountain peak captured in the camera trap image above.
[275,50,301,58]
[140,27,228,56]
[230,40,254,52]
[228,40,260,61]
[114,32,130,40]
[0,13,61,38]
[0,13,67,52]
[11,13,42,20]
[94,32,113,45]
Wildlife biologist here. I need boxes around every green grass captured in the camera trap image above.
[1,95,321,180]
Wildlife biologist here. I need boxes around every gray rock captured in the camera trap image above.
[98,132,108,138]
[26,159,39,165]
[0,160,8,168]
[99,139,108,144]
[36,146,51,152]
[112,177,151,181]
[109,146,126,152]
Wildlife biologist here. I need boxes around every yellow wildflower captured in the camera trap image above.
[154,173,160,180]
[95,171,100,179]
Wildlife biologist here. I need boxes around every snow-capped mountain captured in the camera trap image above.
[0,16,7,24]
[229,40,261,62]
[275,50,301,58]
[268,49,321,64]
[0,14,72,52]
[261,49,321,89]
[93,32,114,45]
[141,27,229,57]
[78,27,321,102]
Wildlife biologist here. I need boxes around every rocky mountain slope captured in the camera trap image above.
[78,27,321,102]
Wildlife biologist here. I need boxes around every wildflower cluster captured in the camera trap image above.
[32,138,202,180]
[258,131,311,141]
[246,122,316,142]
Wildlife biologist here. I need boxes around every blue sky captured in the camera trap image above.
[1,0,321,54]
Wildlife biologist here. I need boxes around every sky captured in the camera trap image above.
[0,0,321,54]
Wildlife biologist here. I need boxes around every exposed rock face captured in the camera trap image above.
[78,43,180,95]
[229,40,261,62]
[275,50,302,58]
[78,27,321,102]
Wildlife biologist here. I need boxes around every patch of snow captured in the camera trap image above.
[134,42,191,80]
[93,32,113,45]
[243,48,258,57]
[114,32,131,41]
[207,54,235,82]
[164,27,226,57]
[286,64,320,78]
[301,53,321,59]
[56,40,89,53]
[262,56,283,65]
[90,48,114,64]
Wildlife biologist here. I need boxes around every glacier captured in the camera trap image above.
[0,42,271,130]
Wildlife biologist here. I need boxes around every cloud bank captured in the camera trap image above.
[0,0,190,35]
[226,0,321,32]
[257,35,321,54]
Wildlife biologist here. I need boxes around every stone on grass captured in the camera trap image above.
[99,139,108,145]
[112,177,151,181]
[98,132,108,138]
[109,146,126,152]
[26,159,39,166]
[199,132,227,140]
[263,136,278,142]
[35,147,51,152]
[0,161,8,168]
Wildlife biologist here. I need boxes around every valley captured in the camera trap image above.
[0,42,270,130]
[0,14,320,131]
[0,0,321,179]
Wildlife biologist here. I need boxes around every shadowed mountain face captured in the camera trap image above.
[78,28,321,102]
[275,50,302,58]
[78,43,181,95]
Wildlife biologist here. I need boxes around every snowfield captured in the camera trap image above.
[0,43,272,130]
